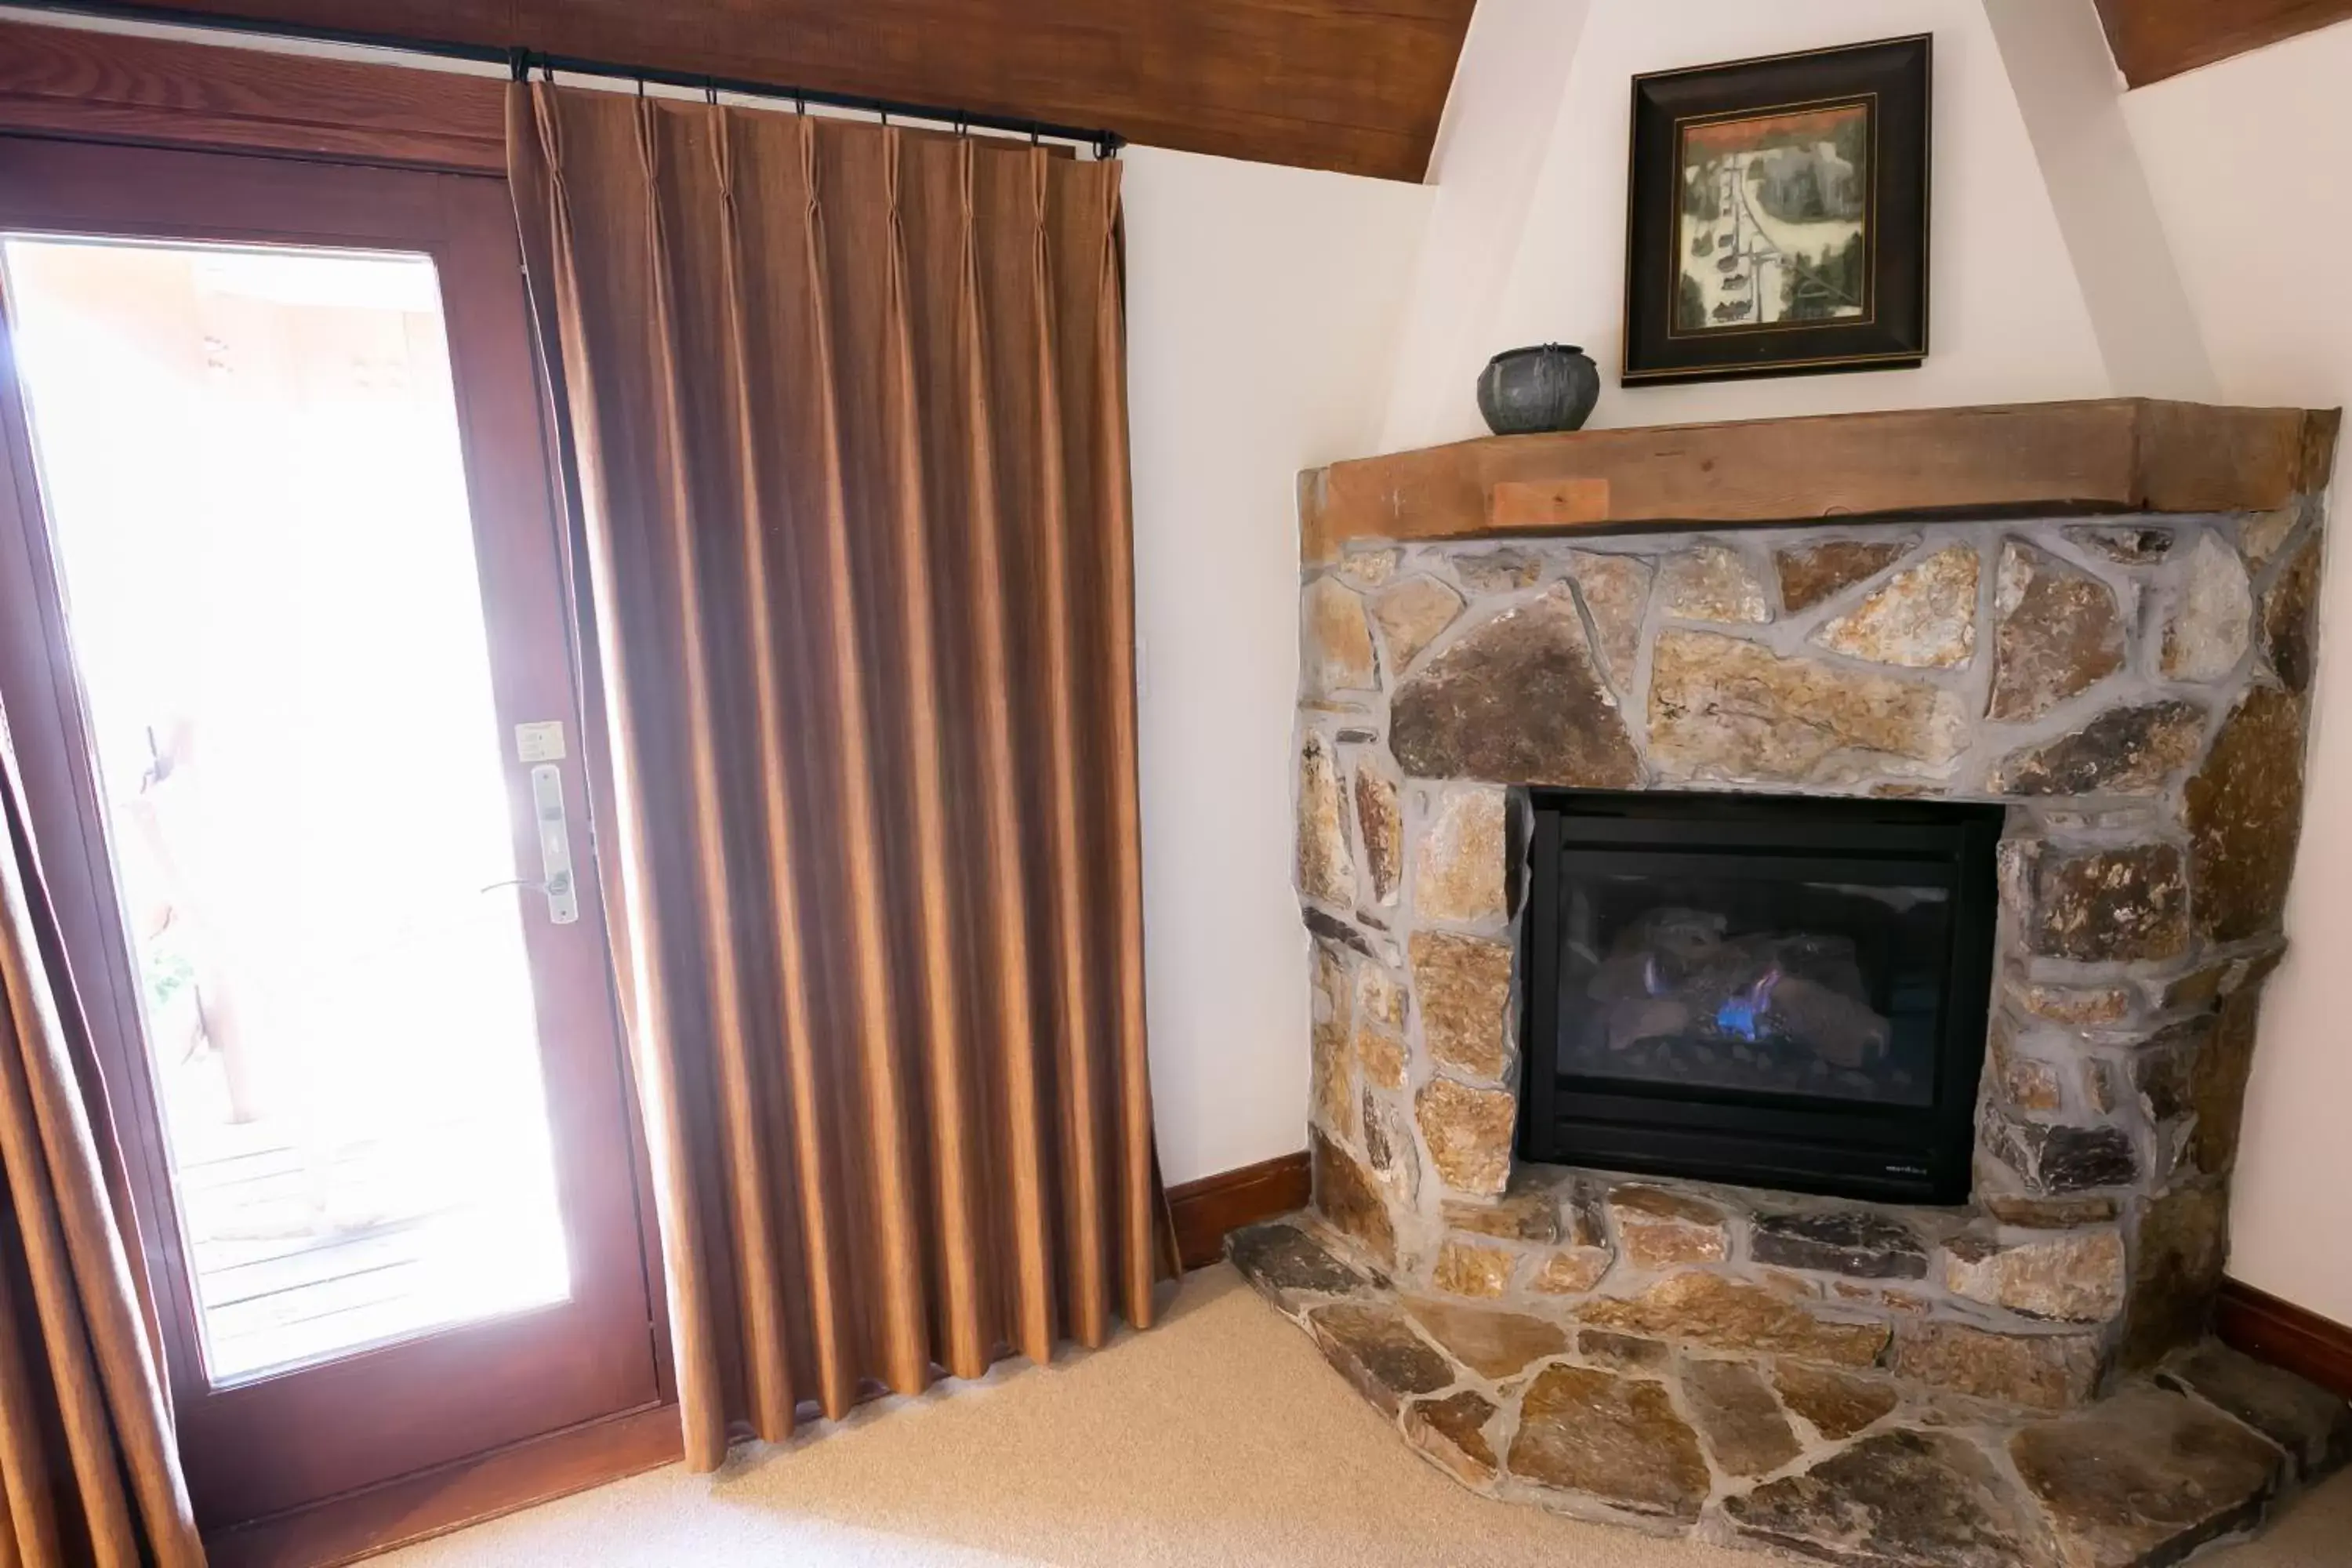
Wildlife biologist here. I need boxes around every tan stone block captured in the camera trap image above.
[1303,575,1377,695]
[1566,550,1653,685]
[1412,785,1508,926]
[1811,543,1977,670]
[1649,630,1965,785]
[1371,575,1464,674]
[1410,931,1512,1081]
[1296,732,1354,908]
[1943,1231,2126,1323]
[1532,1247,1612,1296]
[1356,1027,1406,1092]
[1606,1184,1730,1269]
[1659,543,1771,624]
[1414,1076,1515,1195]
[1432,1238,1515,1298]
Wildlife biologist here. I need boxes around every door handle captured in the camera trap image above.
[530,763,579,925]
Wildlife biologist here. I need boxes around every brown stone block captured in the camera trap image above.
[1226,1221,1372,1311]
[1305,1301,1454,1418]
[1771,1362,1900,1439]
[1578,1329,1669,1372]
[1403,1388,1499,1487]
[1311,1128,1396,1268]
[1987,700,2208,797]
[1989,539,2124,722]
[1891,1319,2101,1411]
[1728,1429,2049,1566]
[1404,1297,1569,1379]
[1389,586,1642,786]
[1682,1359,1802,1477]
[2012,1386,2281,1568]
[1577,1272,1889,1367]
[1507,1363,1711,1520]
[1751,1210,1929,1280]
[2120,1183,2230,1370]
[1775,538,1911,615]
[2263,535,2321,693]
[2185,686,2307,944]
[2158,1341,2352,1483]
[2002,840,2188,963]
[1351,760,1403,906]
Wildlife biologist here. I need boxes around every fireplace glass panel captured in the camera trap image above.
[1557,857,1951,1109]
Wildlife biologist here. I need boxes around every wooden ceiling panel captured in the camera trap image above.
[70,0,1475,180]
[2094,0,2352,87]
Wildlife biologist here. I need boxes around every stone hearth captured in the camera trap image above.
[1265,404,2349,1566]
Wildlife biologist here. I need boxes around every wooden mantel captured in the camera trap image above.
[1298,398,2341,563]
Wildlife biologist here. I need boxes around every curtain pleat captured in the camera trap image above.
[0,722,202,1567]
[509,82,1164,1472]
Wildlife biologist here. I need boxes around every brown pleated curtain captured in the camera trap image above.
[0,724,203,1567]
[506,82,1162,1471]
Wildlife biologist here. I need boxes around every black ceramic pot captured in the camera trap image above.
[1476,343,1601,436]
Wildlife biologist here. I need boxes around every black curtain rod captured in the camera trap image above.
[16,0,1127,157]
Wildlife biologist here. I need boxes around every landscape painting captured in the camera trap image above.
[1675,101,1869,333]
[1622,35,1927,383]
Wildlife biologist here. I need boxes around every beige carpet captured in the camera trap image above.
[380,1266,2352,1567]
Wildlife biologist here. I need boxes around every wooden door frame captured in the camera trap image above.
[0,16,682,1561]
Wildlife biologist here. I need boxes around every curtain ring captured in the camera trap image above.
[955,112,967,139]
[1030,124,1040,146]
[635,74,646,99]
[705,78,718,106]
[880,107,889,128]
[795,91,807,116]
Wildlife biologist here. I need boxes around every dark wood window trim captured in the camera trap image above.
[0,13,504,169]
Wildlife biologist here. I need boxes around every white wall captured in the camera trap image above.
[2125,23,2352,1327]
[1121,147,1432,1184]
[1381,0,2114,451]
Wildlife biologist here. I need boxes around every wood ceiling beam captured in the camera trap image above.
[20,0,1474,182]
[2093,0,2352,87]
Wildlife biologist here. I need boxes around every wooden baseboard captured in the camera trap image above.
[205,1400,683,1568]
[1167,1150,1310,1272]
[2216,1278,2352,1400]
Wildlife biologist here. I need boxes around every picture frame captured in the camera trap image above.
[1622,34,1931,385]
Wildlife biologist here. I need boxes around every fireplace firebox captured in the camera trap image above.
[1518,790,2003,1204]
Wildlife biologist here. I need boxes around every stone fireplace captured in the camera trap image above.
[1235,400,2352,1566]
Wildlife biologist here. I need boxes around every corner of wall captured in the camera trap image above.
[1983,0,2219,400]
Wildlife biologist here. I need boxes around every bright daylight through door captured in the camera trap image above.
[2,236,572,1383]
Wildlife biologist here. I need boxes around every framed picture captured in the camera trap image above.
[1622,35,1930,385]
